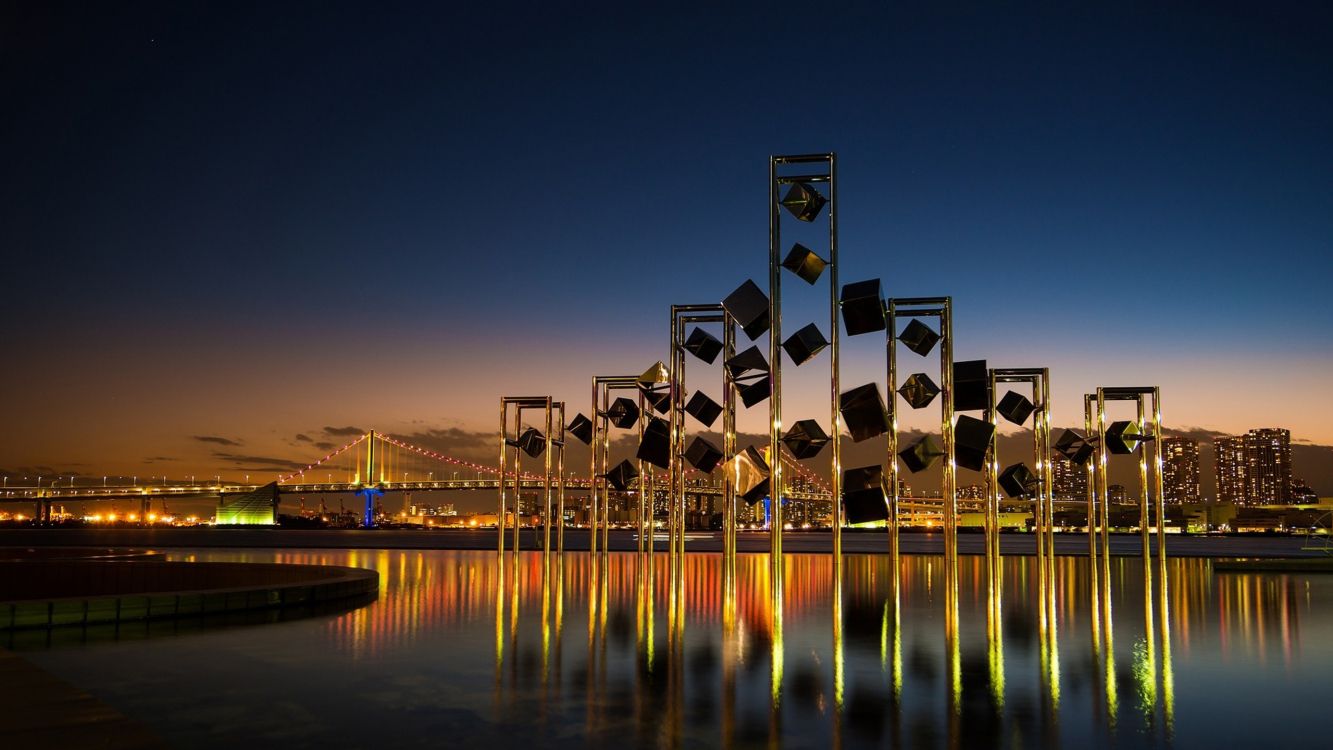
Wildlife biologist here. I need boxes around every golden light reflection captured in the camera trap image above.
[185,547,1320,747]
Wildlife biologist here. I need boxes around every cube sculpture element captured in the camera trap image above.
[898,372,940,410]
[1054,429,1095,465]
[508,427,546,458]
[997,391,1035,426]
[685,436,724,473]
[636,417,672,470]
[953,359,990,412]
[639,384,671,415]
[726,345,771,408]
[726,446,771,505]
[840,279,886,336]
[566,413,594,445]
[1105,420,1145,455]
[782,419,830,459]
[839,383,890,442]
[999,462,1039,498]
[899,435,945,473]
[603,459,639,492]
[898,319,940,357]
[606,397,640,429]
[782,323,829,366]
[723,280,771,341]
[738,376,771,408]
[725,346,769,379]
[683,327,723,364]
[955,414,996,472]
[685,391,722,428]
[843,465,889,525]
[781,243,828,284]
[780,181,827,222]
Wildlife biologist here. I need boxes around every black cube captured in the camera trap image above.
[840,279,886,336]
[839,383,889,442]
[955,414,996,472]
[722,280,770,341]
[685,391,722,428]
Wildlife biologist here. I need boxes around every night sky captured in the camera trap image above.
[3,2,1332,494]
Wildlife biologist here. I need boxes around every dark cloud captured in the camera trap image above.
[210,451,308,471]
[323,426,365,437]
[0,466,84,478]
[144,456,178,463]
[314,442,335,451]
[294,434,312,442]
[389,427,493,461]
[193,435,241,447]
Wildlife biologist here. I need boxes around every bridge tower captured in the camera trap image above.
[357,430,382,528]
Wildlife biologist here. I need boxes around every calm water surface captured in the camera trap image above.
[13,549,1333,749]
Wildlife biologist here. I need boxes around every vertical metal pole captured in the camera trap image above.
[829,153,842,566]
[499,401,508,555]
[1096,389,1110,552]
[767,156,783,565]
[941,300,956,559]
[601,386,611,554]
[590,379,600,557]
[544,397,554,555]
[669,312,680,559]
[512,407,522,554]
[984,371,999,561]
[1153,388,1166,559]
[1137,395,1150,560]
[676,322,688,560]
[638,389,648,556]
[557,403,566,555]
[723,316,738,563]
[886,301,899,559]
[1032,379,1045,563]
[1041,371,1054,560]
[1085,395,1097,562]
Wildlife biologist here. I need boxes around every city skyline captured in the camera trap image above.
[4,3,1332,492]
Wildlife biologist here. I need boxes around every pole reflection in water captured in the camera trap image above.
[139,547,1324,750]
[831,557,844,750]
[986,541,1004,714]
[769,552,784,750]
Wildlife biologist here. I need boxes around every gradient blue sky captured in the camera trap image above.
[2,1,1331,481]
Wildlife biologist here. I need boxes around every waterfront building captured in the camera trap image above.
[1245,428,1292,504]
[1162,436,1201,504]
[1214,435,1248,504]
[1051,451,1088,503]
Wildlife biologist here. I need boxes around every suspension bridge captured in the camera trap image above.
[1,429,884,524]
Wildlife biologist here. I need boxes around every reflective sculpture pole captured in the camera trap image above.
[667,305,736,562]
[767,153,839,565]
[983,368,1052,559]
[589,375,642,556]
[1092,387,1166,560]
[885,298,955,556]
[498,396,557,554]
[1083,394,1100,561]
[553,401,567,554]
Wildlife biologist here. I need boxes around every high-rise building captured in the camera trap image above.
[1245,428,1292,504]
[1051,451,1088,503]
[1161,437,1200,504]
[1214,435,1247,504]
[1214,429,1295,505]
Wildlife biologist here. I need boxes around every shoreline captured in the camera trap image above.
[0,527,1326,558]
